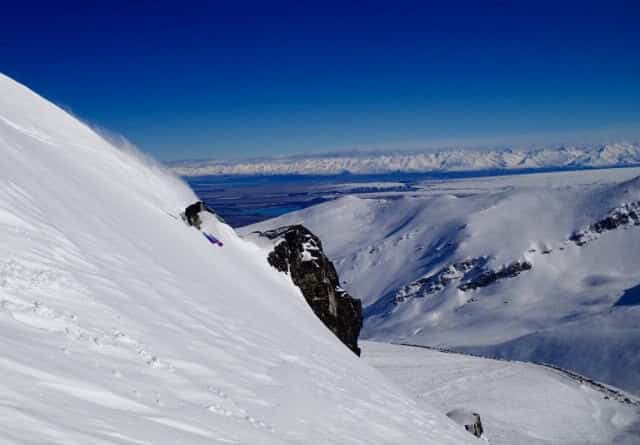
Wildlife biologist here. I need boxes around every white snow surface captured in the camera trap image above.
[0,74,474,444]
[364,341,640,445]
[245,167,640,395]
[169,143,640,176]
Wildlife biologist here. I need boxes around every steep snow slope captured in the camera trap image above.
[245,167,640,394]
[170,143,640,176]
[0,74,474,444]
[364,342,639,445]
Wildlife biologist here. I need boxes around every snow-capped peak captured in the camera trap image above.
[169,142,640,176]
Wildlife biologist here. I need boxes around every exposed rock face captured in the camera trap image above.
[256,225,363,356]
[458,260,532,292]
[393,258,485,304]
[570,200,640,246]
[392,257,532,306]
[446,409,484,438]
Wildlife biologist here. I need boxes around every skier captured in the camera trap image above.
[182,201,224,248]
[184,201,205,229]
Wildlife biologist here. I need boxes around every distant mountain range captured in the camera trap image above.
[169,142,640,176]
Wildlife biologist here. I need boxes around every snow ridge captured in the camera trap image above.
[245,167,640,397]
[170,142,640,176]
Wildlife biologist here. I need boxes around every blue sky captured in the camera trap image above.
[2,1,640,160]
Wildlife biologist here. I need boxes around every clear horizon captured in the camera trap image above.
[3,1,640,161]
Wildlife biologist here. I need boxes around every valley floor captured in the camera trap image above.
[363,341,640,445]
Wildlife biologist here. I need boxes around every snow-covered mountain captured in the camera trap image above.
[0,74,479,443]
[169,143,640,176]
[365,342,639,445]
[245,167,640,396]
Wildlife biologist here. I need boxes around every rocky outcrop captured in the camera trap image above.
[393,257,532,305]
[570,200,640,246]
[446,409,484,438]
[458,260,532,292]
[392,199,640,308]
[394,258,486,304]
[256,225,363,356]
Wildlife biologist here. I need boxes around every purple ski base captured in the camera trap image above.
[203,233,224,247]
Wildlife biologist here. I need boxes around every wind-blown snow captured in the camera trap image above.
[245,167,640,395]
[169,143,640,176]
[0,73,473,444]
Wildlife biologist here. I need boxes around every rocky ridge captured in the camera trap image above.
[570,200,640,246]
[393,257,532,305]
[393,197,640,308]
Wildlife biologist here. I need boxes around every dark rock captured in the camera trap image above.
[458,260,532,292]
[446,409,484,438]
[570,200,640,246]
[391,256,533,307]
[465,415,484,438]
[393,258,486,304]
[256,225,363,356]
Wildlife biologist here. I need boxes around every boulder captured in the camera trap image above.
[446,409,484,438]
